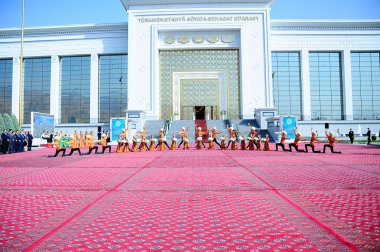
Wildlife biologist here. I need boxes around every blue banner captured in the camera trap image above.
[282,117,296,139]
[110,118,126,141]
[32,112,55,138]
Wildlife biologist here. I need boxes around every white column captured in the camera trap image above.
[342,50,353,120]
[12,57,20,120]
[90,53,99,123]
[50,55,60,124]
[300,50,311,121]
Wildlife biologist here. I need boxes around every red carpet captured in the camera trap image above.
[0,143,379,251]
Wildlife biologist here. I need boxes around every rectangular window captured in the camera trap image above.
[271,52,302,119]
[309,52,343,120]
[351,51,380,120]
[0,59,13,115]
[22,58,51,124]
[59,56,90,123]
[98,54,128,123]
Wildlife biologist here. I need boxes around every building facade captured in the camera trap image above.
[0,0,379,134]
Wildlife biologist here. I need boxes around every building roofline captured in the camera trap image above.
[121,0,273,10]
[0,22,129,38]
[270,19,380,31]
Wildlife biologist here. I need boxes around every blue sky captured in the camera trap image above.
[0,0,379,28]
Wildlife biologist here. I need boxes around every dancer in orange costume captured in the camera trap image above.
[79,131,84,147]
[117,128,128,153]
[195,126,207,149]
[209,127,221,148]
[183,137,190,150]
[226,125,237,149]
[220,134,227,150]
[98,133,111,154]
[83,134,98,155]
[323,130,342,154]
[84,131,89,147]
[255,137,262,150]
[122,128,130,152]
[263,134,272,151]
[171,134,177,150]
[177,127,189,148]
[64,134,82,156]
[305,129,321,153]
[117,138,123,153]
[288,128,304,152]
[240,133,247,150]
[149,135,156,151]
[131,136,139,152]
[136,128,147,152]
[275,130,289,151]
[156,128,171,151]
[208,135,214,149]
[48,136,66,157]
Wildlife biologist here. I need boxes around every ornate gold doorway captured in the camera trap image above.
[180,79,219,120]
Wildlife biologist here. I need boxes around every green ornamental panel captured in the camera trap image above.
[159,49,240,119]
[181,79,219,120]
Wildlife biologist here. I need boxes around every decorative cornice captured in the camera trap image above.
[122,0,272,9]
[271,20,380,31]
[0,23,129,38]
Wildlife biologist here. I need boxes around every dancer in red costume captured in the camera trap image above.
[255,137,262,150]
[240,133,247,150]
[305,128,321,153]
[263,134,272,151]
[288,128,304,152]
[248,123,260,139]
[275,130,289,151]
[323,130,342,154]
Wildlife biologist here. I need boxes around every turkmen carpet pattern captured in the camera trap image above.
[0,143,379,251]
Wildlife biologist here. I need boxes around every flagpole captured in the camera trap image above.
[19,0,24,127]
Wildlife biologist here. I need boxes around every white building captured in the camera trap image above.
[0,0,379,135]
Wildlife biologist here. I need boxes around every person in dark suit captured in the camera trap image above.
[19,130,26,152]
[7,129,13,153]
[1,129,10,154]
[13,130,20,153]
[26,131,33,151]
[366,128,372,145]
[348,128,354,144]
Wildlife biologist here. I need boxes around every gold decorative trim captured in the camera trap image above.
[178,36,190,44]
[221,35,234,43]
[207,35,219,43]
[164,36,176,44]
[193,36,205,44]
